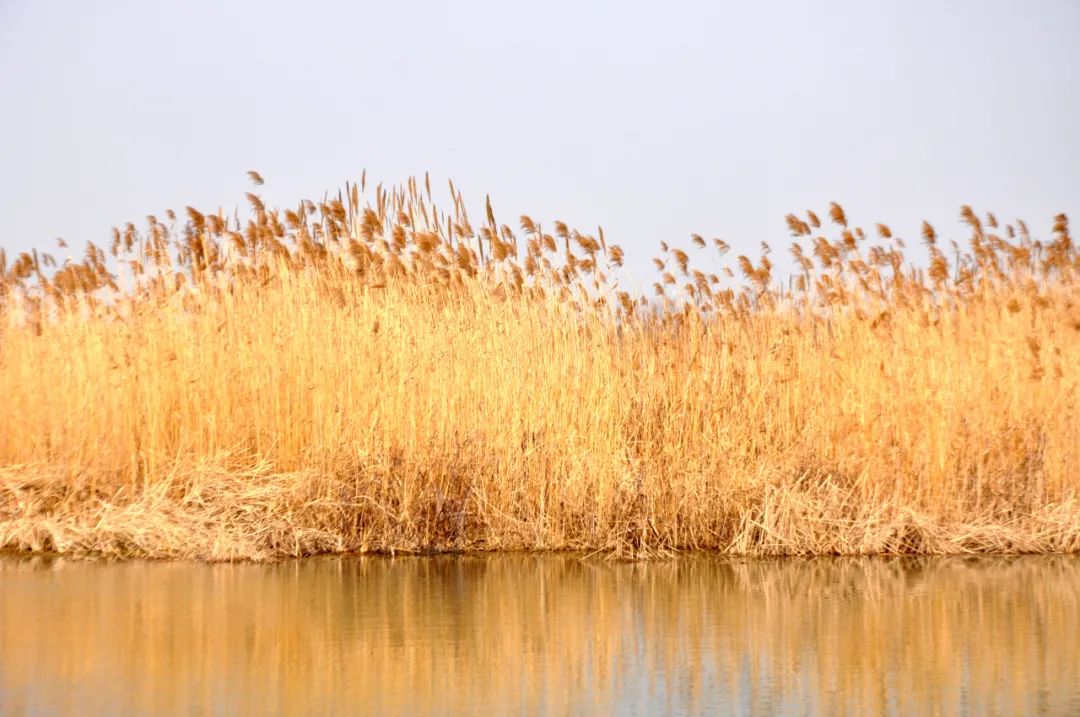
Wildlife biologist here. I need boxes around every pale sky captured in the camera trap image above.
[2,0,1077,285]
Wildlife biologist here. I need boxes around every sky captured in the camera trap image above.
[1,0,1078,287]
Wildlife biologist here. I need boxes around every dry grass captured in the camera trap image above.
[1,174,1078,559]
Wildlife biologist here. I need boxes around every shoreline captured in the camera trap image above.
[4,466,1078,562]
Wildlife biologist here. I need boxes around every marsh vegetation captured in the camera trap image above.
[1,174,1077,559]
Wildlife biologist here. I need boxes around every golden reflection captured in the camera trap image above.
[1,555,1078,716]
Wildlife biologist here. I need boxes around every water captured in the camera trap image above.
[1,554,1077,716]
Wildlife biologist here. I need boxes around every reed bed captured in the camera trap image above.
[1,173,1078,559]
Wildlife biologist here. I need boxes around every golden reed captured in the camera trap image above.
[1,174,1078,559]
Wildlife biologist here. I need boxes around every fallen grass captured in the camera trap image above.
[1,175,1078,559]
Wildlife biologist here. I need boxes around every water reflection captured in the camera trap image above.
[1,554,1078,716]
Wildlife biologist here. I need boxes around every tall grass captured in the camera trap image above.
[1,174,1078,558]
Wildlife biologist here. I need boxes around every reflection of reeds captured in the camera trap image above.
[1,174,1079,558]
[0,556,1077,716]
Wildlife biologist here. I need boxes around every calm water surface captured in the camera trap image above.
[1,554,1078,716]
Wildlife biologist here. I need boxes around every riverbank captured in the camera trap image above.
[3,463,1079,560]
[2,177,1078,561]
